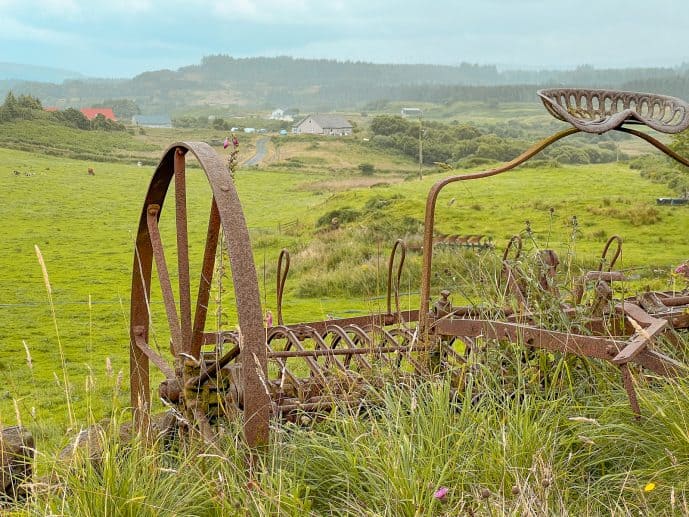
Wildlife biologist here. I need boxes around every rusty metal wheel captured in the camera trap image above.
[129,142,269,446]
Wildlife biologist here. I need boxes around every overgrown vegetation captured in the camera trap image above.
[13,362,689,515]
[629,129,689,195]
[367,115,628,166]
[0,91,126,132]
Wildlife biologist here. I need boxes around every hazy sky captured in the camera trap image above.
[1,0,688,77]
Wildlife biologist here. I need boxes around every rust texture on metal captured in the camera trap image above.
[386,239,406,316]
[276,248,290,325]
[129,89,689,448]
[537,88,689,134]
[129,142,268,446]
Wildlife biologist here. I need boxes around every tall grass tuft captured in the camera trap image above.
[35,244,75,427]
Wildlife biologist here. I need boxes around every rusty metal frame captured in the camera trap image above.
[130,91,689,447]
[129,142,269,446]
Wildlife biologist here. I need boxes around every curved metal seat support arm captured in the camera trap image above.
[418,127,580,334]
[615,127,689,169]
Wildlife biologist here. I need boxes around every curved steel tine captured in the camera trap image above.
[386,239,407,316]
[326,325,372,371]
[281,328,327,381]
[502,235,522,262]
[386,327,430,373]
[266,326,302,387]
[304,327,347,372]
[276,248,290,325]
[377,326,426,373]
[599,235,622,272]
[346,324,394,367]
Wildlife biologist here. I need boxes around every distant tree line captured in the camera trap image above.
[0,92,126,131]
[2,56,689,112]
[368,115,626,166]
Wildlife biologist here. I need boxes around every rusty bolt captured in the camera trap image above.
[606,345,617,357]
[480,488,491,499]
[511,485,520,496]
[158,379,181,403]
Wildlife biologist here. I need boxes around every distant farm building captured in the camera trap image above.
[292,114,353,136]
[80,108,116,121]
[132,114,172,128]
[400,107,422,117]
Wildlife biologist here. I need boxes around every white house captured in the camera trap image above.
[400,107,422,117]
[292,114,353,136]
[270,108,294,122]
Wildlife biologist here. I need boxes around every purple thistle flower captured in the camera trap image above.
[433,486,449,501]
[223,137,230,149]
[675,262,689,279]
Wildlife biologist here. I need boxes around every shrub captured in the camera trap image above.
[358,163,375,175]
[627,204,661,226]
[316,208,361,228]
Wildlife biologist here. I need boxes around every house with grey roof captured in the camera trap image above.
[132,114,172,128]
[293,114,353,136]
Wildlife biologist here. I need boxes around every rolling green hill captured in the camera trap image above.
[3,56,689,113]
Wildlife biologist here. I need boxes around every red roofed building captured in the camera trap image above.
[44,106,59,112]
[80,108,116,121]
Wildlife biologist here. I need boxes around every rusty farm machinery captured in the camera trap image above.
[129,89,689,447]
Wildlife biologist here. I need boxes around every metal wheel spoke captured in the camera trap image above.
[174,148,192,354]
[147,204,184,355]
[191,198,220,358]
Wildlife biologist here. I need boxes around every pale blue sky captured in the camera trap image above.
[1,0,688,78]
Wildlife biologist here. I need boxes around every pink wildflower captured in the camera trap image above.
[433,486,449,501]
[675,262,689,279]
[223,136,230,149]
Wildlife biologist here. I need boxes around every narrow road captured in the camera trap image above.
[243,136,270,166]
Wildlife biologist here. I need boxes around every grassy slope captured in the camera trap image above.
[0,120,157,162]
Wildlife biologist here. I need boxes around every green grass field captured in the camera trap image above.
[1,129,689,514]
[2,141,688,432]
